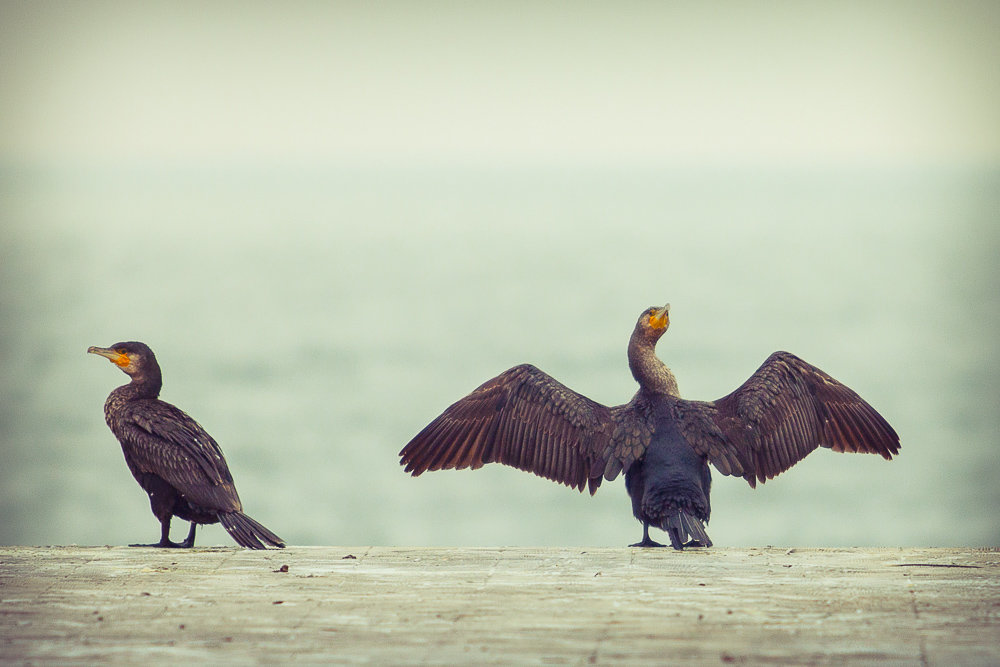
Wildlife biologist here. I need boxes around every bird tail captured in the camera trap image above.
[218,511,286,549]
[662,508,713,551]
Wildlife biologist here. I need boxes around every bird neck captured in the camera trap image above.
[628,335,679,397]
[113,373,162,402]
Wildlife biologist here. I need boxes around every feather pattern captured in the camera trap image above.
[399,364,624,493]
[111,397,242,511]
[685,351,900,487]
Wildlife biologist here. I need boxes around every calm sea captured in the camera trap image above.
[1,163,996,547]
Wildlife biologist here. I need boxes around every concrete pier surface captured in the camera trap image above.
[1,546,997,665]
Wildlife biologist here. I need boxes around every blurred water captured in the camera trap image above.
[1,163,997,547]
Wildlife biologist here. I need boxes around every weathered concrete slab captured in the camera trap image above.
[1,546,997,665]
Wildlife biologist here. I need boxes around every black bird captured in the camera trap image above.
[399,304,899,549]
[88,341,285,549]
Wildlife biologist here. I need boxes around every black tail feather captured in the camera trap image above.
[680,510,712,547]
[662,508,713,550]
[218,511,285,549]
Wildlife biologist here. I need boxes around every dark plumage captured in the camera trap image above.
[88,342,284,549]
[399,304,900,548]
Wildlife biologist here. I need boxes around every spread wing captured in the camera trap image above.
[679,351,900,487]
[399,364,630,494]
[116,399,241,510]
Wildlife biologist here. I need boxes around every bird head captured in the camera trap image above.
[636,303,670,340]
[88,341,158,378]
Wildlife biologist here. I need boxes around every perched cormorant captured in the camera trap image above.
[399,304,899,549]
[88,342,285,549]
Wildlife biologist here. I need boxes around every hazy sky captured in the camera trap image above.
[2,2,998,550]
[2,1,998,167]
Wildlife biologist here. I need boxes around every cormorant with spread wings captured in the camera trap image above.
[399,304,899,548]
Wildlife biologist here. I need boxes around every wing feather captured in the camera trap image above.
[115,399,241,511]
[399,364,621,494]
[458,416,490,469]
[680,351,899,486]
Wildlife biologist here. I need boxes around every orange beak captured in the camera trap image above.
[88,346,130,368]
[648,303,670,329]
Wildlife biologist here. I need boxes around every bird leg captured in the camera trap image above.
[130,516,193,548]
[179,522,197,548]
[629,522,666,548]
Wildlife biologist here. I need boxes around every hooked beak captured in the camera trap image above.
[649,303,670,329]
[88,346,130,368]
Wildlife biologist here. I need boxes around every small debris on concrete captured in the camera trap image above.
[1,546,995,664]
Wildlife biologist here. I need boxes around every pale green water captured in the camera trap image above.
[1,164,997,547]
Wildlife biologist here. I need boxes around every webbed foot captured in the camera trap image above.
[630,523,667,547]
[130,519,195,548]
[129,539,191,548]
[629,537,667,548]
